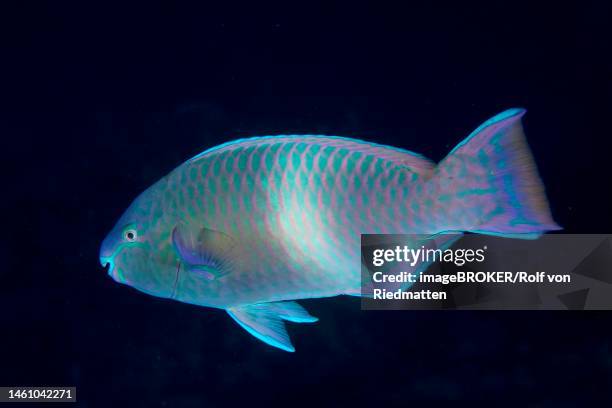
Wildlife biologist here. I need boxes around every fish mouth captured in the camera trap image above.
[100,256,121,282]
[100,256,112,272]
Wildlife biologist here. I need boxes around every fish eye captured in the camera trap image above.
[124,229,138,242]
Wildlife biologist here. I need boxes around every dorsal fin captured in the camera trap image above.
[189,135,435,176]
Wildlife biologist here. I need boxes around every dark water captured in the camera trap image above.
[3,1,612,406]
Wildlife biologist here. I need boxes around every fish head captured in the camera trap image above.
[100,184,179,299]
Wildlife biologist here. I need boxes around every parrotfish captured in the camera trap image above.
[100,108,559,351]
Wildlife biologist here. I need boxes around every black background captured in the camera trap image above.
[2,1,612,406]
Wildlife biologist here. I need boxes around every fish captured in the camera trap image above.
[99,108,560,352]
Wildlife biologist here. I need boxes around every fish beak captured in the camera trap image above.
[99,234,116,272]
[99,255,115,277]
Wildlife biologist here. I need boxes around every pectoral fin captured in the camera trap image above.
[227,301,318,352]
[172,224,236,280]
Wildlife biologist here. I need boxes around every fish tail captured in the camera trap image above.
[431,108,560,238]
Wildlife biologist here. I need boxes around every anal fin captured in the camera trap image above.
[227,301,318,352]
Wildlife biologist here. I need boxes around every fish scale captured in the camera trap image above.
[180,139,420,302]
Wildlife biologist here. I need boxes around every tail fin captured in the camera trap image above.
[433,108,560,238]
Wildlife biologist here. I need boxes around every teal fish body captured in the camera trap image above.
[100,109,559,351]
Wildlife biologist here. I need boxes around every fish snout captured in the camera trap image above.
[99,235,116,272]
